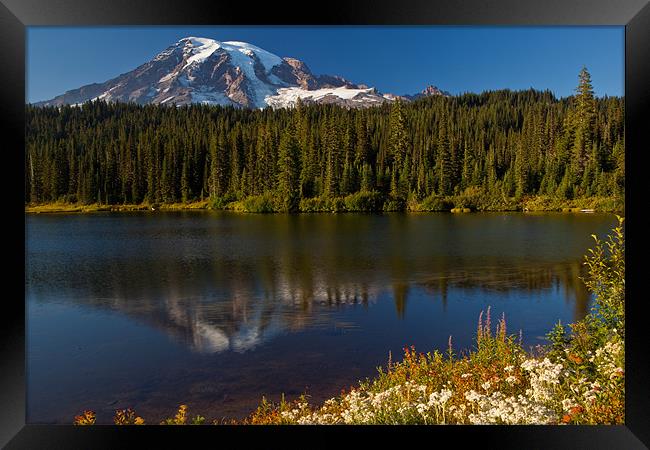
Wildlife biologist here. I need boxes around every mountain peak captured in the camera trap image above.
[34,38,448,109]
[179,36,215,44]
[422,85,448,96]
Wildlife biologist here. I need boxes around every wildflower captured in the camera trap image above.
[561,398,577,410]
[610,367,624,379]
[568,354,583,364]
[569,406,584,415]
[465,390,481,403]
[113,408,145,425]
[73,410,96,426]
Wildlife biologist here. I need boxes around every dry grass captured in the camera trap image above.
[26,201,209,214]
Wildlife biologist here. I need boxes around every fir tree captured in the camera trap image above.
[277,123,301,212]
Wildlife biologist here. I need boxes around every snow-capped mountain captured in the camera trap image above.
[34,37,448,109]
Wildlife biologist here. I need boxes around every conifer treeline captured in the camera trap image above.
[25,68,624,211]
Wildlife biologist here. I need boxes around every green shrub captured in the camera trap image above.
[209,193,237,210]
[299,196,331,212]
[414,195,453,212]
[330,197,346,212]
[229,193,277,213]
[383,197,406,212]
[343,191,384,212]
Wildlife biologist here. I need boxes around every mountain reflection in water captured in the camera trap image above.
[33,261,589,354]
[26,211,615,422]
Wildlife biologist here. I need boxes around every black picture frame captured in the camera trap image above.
[2,0,648,448]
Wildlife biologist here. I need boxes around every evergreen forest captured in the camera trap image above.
[25,68,624,212]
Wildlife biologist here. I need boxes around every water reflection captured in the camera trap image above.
[27,211,598,354]
[26,212,617,422]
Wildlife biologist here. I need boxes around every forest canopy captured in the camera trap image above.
[25,68,624,212]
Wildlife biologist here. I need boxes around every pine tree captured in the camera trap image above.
[324,116,342,198]
[571,66,596,178]
[514,140,529,197]
[360,162,374,192]
[388,99,408,181]
[209,132,218,198]
[355,113,370,166]
[437,111,453,196]
[215,132,229,196]
[277,122,301,212]
[181,152,190,203]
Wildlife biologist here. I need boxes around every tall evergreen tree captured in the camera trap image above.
[571,66,596,179]
[277,122,301,212]
[437,111,453,196]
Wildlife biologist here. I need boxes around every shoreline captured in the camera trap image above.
[25,196,623,215]
[25,201,210,214]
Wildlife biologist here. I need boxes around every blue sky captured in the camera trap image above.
[26,26,624,103]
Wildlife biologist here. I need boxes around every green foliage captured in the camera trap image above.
[343,191,384,212]
[299,196,331,213]
[413,195,453,212]
[190,415,206,425]
[383,197,406,212]
[583,216,625,336]
[545,321,570,361]
[229,193,277,213]
[544,217,625,424]
[209,192,237,210]
[277,123,301,212]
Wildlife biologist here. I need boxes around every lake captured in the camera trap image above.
[26,211,618,423]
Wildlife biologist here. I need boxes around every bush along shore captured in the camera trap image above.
[216,191,623,213]
[27,192,622,214]
[73,217,624,425]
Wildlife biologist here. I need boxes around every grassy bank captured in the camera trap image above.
[26,194,622,215]
[220,192,623,214]
[73,217,624,425]
[25,201,210,214]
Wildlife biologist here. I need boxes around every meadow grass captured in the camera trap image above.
[25,201,209,213]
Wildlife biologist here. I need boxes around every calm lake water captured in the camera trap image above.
[26,211,617,423]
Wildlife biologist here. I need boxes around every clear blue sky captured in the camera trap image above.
[26,26,624,103]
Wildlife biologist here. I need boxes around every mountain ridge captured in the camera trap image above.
[33,37,450,109]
